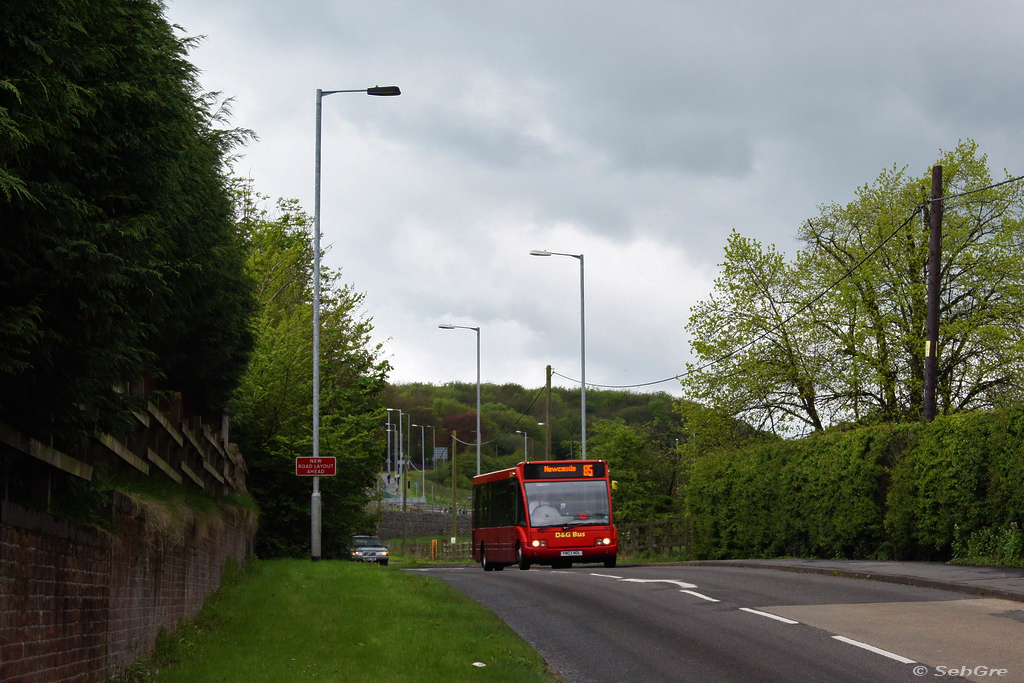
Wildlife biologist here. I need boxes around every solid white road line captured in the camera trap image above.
[831,636,916,664]
[680,590,719,602]
[590,573,624,579]
[739,608,800,624]
[621,578,699,589]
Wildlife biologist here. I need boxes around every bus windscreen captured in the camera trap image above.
[524,480,610,527]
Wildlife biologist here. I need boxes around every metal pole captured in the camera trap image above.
[451,431,458,543]
[420,425,426,504]
[385,412,392,475]
[400,411,407,513]
[311,89,324,562]
[578,253,586,459]
[529,251,586,458]
[397,409,404,493]
[475,327,481,475]
[402,413,410,546]
[386,408,401,485]
[310,86,399,561]
[924,165,943,421]
[439,324,481,474]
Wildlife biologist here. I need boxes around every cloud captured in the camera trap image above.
[166,0,1024,397]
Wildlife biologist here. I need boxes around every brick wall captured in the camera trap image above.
[0,497,256,682]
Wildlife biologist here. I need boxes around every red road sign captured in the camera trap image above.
[295,457,337,476]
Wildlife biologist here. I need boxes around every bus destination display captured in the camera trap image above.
[522,462,605,480]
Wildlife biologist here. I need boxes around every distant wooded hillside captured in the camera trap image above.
[383,381,681,460]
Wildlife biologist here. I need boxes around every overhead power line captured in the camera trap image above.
[548,173,1024,392]
[452,385,546,447]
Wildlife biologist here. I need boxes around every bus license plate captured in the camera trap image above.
[560,550,583,557]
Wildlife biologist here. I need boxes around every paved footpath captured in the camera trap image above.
[677,558,1024,603]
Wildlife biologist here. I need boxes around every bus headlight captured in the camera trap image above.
[531,540,547,548]
[595,537,612,545]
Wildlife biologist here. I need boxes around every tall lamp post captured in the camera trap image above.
[384,415,393,476]
[311,85,400,562]
[439,324,482,474]
[385,408,404,484]
[530,250,587,459]
[412,424,431,504]
[515,430,529,461]
[404,412,413,513]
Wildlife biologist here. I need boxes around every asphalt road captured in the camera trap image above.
[416,563,1024,683]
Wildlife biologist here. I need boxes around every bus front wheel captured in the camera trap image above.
[516,544,531,571]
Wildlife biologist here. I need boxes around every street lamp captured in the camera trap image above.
[515,430,529,462]
[439,324,482,475]
[384,415,393,476]
[530,249,587,459]
[404,412,413,514]
[413,424,431,504]
[310,85,400,562]
[385,408,404,492]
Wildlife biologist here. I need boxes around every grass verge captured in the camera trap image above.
[136,558,559,683]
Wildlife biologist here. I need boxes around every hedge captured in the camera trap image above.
[686,406,1024,561]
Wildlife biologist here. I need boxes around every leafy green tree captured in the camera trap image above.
[684,142,1024,433]
[0,0,254,446]
[587,418,685,522]
[230,186,388,558]
[801,141,1024,420]
[684,231,828,434]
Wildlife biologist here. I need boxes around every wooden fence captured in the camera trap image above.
[394,539,472,561]
[617,518,691,559]
[391,518,691,563]
[0,380,246,504]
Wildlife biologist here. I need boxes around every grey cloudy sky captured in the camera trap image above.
[165,0,1024,396]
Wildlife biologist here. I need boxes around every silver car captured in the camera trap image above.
[348,535,389,565]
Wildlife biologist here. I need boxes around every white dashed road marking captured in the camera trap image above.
[831,636,916,664]
[586,572,921,663]
[739,607,800,624]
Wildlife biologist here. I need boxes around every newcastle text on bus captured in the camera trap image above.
[471,460,617,571]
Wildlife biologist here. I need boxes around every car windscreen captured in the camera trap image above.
[353,537,384,547]
[524,480,610,527]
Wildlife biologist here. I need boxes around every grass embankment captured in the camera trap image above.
[135,558,558,683]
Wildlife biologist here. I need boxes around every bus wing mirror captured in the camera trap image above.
[611,480,619,491]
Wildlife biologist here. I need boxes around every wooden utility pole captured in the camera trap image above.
[924,165,943,421]
[545,365,552,460]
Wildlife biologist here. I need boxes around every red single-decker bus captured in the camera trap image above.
[472,460,617,571]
